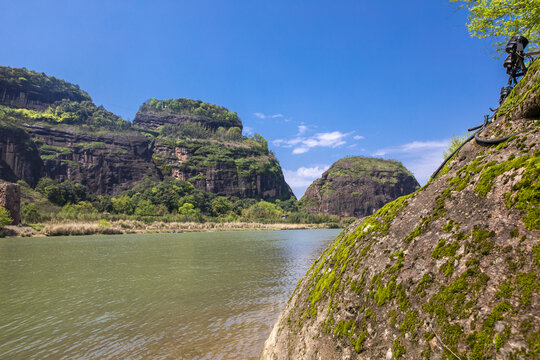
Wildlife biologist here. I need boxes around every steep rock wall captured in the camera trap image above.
[0,124,43,186]
[26,125,160,195]
[153,142,294,199]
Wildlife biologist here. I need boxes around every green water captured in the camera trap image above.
[0,229,339,359]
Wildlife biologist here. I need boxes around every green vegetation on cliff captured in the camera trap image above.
[0,65,91,103]
[140,98,242,128]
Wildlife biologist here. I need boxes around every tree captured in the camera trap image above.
[451,0,539,54]
[0,207,12,228]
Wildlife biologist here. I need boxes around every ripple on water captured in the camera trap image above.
[0,229,339,359]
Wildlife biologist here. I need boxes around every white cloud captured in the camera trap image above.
[372,139,451,185]
[274,131,350,155]
[253,112,283,119]
[297,125,308,135]
[283,165,330,198]
[353,135,365,140]
[243,126,254,136]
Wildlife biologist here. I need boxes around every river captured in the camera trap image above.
[0,229,339,359]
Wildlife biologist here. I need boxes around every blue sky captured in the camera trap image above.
[1,0,511,197]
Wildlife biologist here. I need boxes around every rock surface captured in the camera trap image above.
[302,157,419,217]
[0,182,21,225]
[0,67,293,200]
[261,60,540,359]
[0,66,91,110]
[25,125,160,195]
[0,124,43,187]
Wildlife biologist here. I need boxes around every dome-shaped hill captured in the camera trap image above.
[302,157,419,218]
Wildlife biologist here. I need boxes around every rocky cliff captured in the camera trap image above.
[0,123,43,187]
[153,141,293,199]
[133,98,243,131]
[302,157,419,217]
[0,66,91,110]
[26,125,159,195]
[0,66,293,200]
[261,60,540,359]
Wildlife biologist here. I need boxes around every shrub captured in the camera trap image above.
[22,203,41,223]
[0,207,12,227]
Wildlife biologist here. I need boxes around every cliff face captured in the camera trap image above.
[0,124,43,186]
[0,66,91,110]
[302,157,419,217]
[134,98,243,131]
[261,60,540,359]
[26,125,159,195]
[153,141,293,199]
[0,67,293,200]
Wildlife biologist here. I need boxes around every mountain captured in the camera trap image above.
[0,65,294,200]
[301,157,419,217]
[261,59,540,359]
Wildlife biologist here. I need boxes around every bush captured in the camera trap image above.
[22,203,41,223]
[0,207,12,227]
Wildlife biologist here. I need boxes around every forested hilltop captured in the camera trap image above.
[0,65,351,231]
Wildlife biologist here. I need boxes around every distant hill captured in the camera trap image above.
[301,156,419,217]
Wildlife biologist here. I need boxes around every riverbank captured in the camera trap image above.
[2,220,337,237]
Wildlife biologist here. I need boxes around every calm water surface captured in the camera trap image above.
[0,229,339,359]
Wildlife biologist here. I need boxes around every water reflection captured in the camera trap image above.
[0,229,339,359]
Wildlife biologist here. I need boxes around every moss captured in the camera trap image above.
[398,309,420,339]
[510,227,519,238]
[440,257,457,277]
[432,239,460,259]
[393,338,406,359]
[389,309,397,327]
[475,154,532,197]
[533,241,540,267]
[414,272,434,297]
[515,273,538,307]
[495,281,513,299]
[405,216,431,243]
[467,227,496,256]
[422,342,432,359]
[503,151,540,230]
[447,156,488,191]
[442,220,454,232]
[389,250,405,273]
[354,330,368,353]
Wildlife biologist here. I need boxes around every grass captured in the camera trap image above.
[19,220,335,237]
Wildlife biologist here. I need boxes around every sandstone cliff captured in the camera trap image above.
[261,60,540,359]
[0,66,294,201]
[302,157,419,217]
[0,66,91,110]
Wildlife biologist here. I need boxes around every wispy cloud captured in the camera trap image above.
[353,135,365,140]
[274,130,351,155]
[283,165,330,198]
[372,139,450,185]
[254,112,283,119]
[243,126,254,136]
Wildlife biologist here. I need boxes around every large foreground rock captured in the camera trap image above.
[261,60,540,359]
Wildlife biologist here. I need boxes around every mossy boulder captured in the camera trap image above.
[261,60,540,359]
